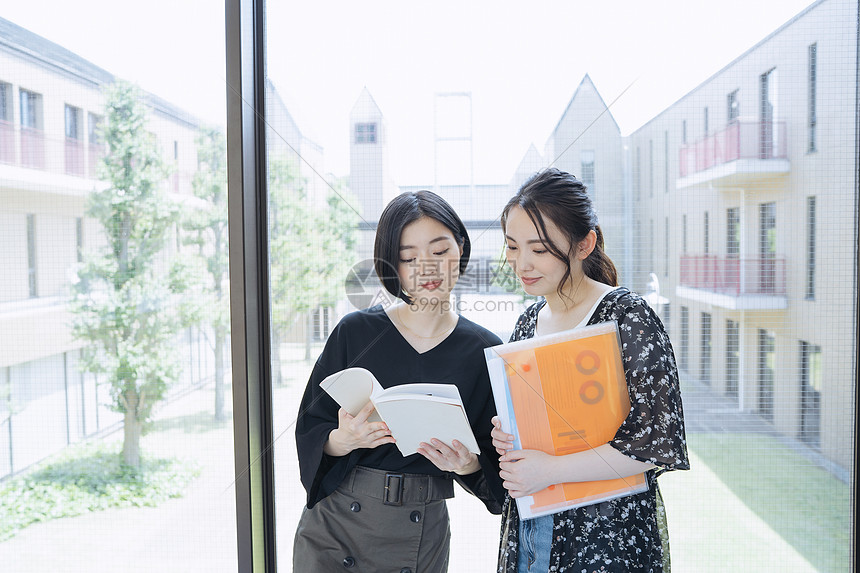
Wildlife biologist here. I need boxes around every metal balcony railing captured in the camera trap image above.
[0,120,15,164]
[20,126,46,170]
[679,120,788,178]
[679,254,786,296]
[65,137,85,176]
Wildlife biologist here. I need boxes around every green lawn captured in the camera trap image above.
[661,432,850,572]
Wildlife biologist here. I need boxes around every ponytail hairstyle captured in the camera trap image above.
[501,168,618,302]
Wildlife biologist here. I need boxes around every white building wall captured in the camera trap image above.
[628,0,856,470]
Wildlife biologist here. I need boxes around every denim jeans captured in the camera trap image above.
[517,514,552,572]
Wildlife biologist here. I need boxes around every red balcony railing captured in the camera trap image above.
[679,254,786,296]
[65,138,85,176]
[679,120,788,178]
[0,120,15,165]
[20,126,45,170]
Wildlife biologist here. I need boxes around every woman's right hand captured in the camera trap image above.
[491,416,515,457]
[324,401,394,457]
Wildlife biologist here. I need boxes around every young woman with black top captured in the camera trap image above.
[294,190,505,573]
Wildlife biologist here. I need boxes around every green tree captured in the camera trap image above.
[185,126,229,420]
[268,157,359,371]
[71,82,192,467]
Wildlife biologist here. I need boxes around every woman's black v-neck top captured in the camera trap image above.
[295,304,505,509]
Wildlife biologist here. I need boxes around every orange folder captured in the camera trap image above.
[485,321,648,518]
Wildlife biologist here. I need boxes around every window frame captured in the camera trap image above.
[225,0,279,570]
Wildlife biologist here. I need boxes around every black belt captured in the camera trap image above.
[345,466,454,506]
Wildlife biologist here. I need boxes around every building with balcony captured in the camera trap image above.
[0,17,213,478]
[513,0,854,473]
[626,0,855,470]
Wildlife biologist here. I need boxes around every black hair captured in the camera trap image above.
[501,168,618,301]
[374,190,471,304]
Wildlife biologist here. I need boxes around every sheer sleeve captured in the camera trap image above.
[608,294,690,472]
[295,319,363,508]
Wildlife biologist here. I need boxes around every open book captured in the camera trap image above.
[320,367,479,457]
[485,321,648,519]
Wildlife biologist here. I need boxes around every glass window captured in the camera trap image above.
[799,341,822,446]
[0,6,234,571]
[580,149,595,190]
[727,207,740,257]
[19,89,42,129]
[701,312,712,384]
[26,213,37,297]
[355,122,377,143]
[808,43,817,152]
[255,2,856,572]
[727,89,740,123]
[0,82,10,122]
[806,196,816,299]
[726,319,740,398]
[680,306,690,371]
[758,329,776,421]
[64,105,80,140]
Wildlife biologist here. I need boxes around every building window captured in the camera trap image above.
[680,306,689,371]
[19,89,42,129]
[0,82,11,164]
[635,146,641,202]
[704,211,710,254]
[727,90,740,123]
[682,119,687,144]
[663,302,671,336]
[355,122,377,144]
[27,214,37,298]
[649,218,654,274]
[701,312,712,384]
[580,150,595,191]
[726,319,739,399]
[88,113,102,146]
[664,131,669,193]
[808,43,817,152]
[174,140,179,161]
[727,207,740,257]
[76,217,84,264]
[682,214,687,254]
[704,106,709,135]
[664,217,669,278]
[760,202,777,293]
[65,105,81,140]
[806,196,816,299]
[760,68,778,158]
[0,82,10,121]
[799,341,822,447]
[649,139,654,197]
[758,329,775,421]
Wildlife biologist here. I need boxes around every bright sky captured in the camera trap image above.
[4,0,816,185]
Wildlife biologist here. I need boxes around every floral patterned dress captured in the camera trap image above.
[497,288,689,573]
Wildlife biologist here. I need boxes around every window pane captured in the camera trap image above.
[0,5,234,571]
[265,2,856,572]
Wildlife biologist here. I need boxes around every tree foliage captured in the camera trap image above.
[185,126,229,420]
[71,81,192,467]
[268,157,359,364]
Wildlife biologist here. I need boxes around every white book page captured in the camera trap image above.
[373,398,479,456]
[319,367,382,422]
[373,382,462,403]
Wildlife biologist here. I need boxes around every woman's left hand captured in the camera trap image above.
[417,439,481,475]
[498,449,558,498]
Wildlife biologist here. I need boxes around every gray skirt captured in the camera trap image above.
[293,466,455,573]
